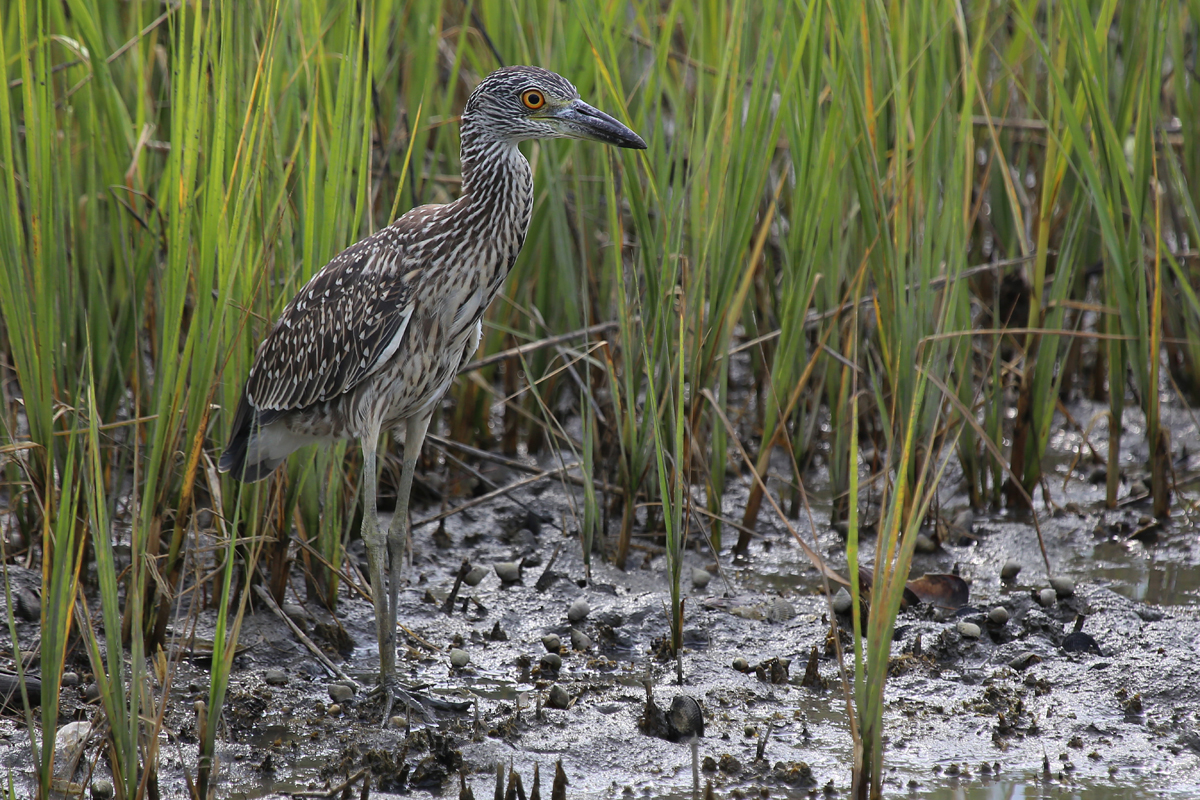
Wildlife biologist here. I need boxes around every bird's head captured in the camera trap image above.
[463,65,646,150]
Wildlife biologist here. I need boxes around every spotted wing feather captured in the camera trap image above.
[246,226,419,413]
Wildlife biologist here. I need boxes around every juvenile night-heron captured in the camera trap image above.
[219,66,646,718]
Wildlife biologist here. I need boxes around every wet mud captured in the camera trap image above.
[3,400,1200,798]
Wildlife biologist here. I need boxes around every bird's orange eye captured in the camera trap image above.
[521,90,545,110]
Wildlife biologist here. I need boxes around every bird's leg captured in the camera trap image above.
[367,411,433,724]
[385,411,433,636]
[359,425,396,696]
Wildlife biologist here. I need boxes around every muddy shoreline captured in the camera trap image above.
[4,402,1200,798]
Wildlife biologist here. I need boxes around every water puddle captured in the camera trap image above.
[919,774,1198,799]
[1066,540,1200,606]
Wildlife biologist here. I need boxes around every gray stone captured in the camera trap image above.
[463,566,488,586]
[541,633,561,653]
[567,597,590,623]
[281,602,311,628]
[264,669,287,686]
[988,606,1010,625]
[765,597,796,622]
[540,652,562,672]
[547,684,570,709]
[513,528,537,551]
[1000,560,1022,581]
[15,589,39,622]
[570,629,592,651]
[450,648,470,668]
[832,587,853,615]
[328,684,354,704]
[1008,651,1041,670]
[957,621,981,639]
[1049,576,1075,598]
[494,561,522,583]
[1038,588,1058,608]
[691,567,713,589]
[91,779,114,800]
[54,721,90,773]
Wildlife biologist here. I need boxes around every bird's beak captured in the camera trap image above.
[548,99,647,150]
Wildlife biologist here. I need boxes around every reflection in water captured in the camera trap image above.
[920,774,1191,799]
[1072,541,1200,606]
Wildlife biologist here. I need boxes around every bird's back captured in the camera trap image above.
[220,147,533,482]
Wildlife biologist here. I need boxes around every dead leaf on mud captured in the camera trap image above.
[905,573,970,609]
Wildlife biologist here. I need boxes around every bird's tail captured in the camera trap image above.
[218,394,286,483]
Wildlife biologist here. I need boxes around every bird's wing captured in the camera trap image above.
[246,227,420,412]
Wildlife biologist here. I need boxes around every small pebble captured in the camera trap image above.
[264,669,287,686]
[547,684,570,709]
[512,528,537,550]
[832,587,853,615]
[1049,576,1075,598]
[388,715,406,729]
[669,695,704,738]
[61,671,80,687]
[1062,631,1101,654]
[691,567,713,589]
[540,652,562,672]
[1038,588,1058,607]
[55,721,90,761]
[957,621,981,639]
[281,602,312,628]
[494,561,522,583]
[450,648,470,668]
[567,597,590,623]
[15,589,39,622]
[541,633,562,653]
[914,533,937,554]
[988,606,1010,625]
[765,597,796,622]
[327,703,342,716]
[83,684,100,702]
[91,779,114,800]
[732,657,749,672]
[570,629,592,651]
[328,684,354,704]
[463,565,489,586]
[1000,560,1022,581]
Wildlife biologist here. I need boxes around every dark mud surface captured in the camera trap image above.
[4,400,1200,798]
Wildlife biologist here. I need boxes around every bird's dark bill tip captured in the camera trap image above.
[621,133,648,150]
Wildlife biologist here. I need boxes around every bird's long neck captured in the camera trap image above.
[457,123,534,248]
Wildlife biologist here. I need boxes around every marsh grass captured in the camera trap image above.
[2,1,1196,798]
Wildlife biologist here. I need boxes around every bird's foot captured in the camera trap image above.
[370,676,471,727]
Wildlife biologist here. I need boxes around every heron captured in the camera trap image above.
[218,66,646,719]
